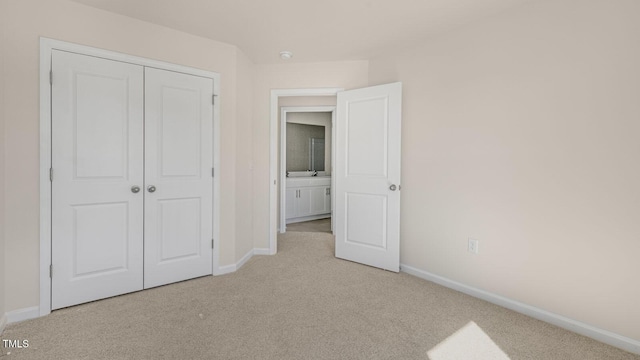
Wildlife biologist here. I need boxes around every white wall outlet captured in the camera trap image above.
[468,238,479,254]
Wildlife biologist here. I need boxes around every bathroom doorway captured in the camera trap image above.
[279,105,335,234]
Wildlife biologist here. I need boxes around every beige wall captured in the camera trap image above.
[368,0,640,341]
[234,48,255,261]
[251,62,368,248]
[0,0,7,324]
[2,0,243,313]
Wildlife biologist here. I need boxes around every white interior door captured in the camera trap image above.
[143,68,214,288]
[51,50,144,309]
[335,82,402,272]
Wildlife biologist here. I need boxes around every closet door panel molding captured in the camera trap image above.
[143,67,214,289]
[50,50,145,309]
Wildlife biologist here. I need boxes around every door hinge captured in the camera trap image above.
[49,264,53,278]
[49,70,53,85]
[211,239,214,249]
[212,94,216,105]
[49,168,53,182]
[212,167,214,177]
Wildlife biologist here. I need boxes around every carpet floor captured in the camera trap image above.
[1,232,638,359]
[285,218,332,233]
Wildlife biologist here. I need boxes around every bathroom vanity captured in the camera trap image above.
[285,176,331,224]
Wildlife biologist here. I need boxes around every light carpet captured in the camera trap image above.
[1,232,638,359]
[285,218,332,233]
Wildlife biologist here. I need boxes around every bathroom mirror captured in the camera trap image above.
[309,138,325,171]
[286,123,325,172]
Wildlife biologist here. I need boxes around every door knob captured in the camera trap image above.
[147,185,156,193]
[131,186,140,193]
[389,184,397,191]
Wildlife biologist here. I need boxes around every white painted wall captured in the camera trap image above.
[251,62,369,250]
[1,0,246,314]
[368,0,640,341]
[0,0,7,330]
[234,48,256,260]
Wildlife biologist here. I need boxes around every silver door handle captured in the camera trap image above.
[147,185,156,193]
[389,184,397,191]
[131,186,140,193]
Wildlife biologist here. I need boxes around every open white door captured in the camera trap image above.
[51,51,144,309]
[143,67,214,288]
[335,82,402,272]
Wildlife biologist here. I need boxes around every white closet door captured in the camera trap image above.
[51,50,144,309]
[143,68,214,288]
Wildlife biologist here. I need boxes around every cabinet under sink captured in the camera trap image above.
[286,177,331,224]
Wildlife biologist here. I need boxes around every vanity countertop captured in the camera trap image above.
[286,176,331,187]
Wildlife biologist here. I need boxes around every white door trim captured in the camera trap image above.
[269,88,343,255]
[279,106,336,234]
[39,37,222,316]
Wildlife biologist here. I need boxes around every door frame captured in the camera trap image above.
[269,89,342,254]
[39,38,221,316]
[279,106,336,234]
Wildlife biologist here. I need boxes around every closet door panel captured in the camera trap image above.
[144,67,214,289]
[51,50,144,309]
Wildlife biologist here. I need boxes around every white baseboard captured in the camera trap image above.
[236,249,254,270]
[5,306,40,325]
[400,264,640,356]
[0,313,6,334]
[253,248,271,256]
[216,247,274,276]
[216,263,236,276]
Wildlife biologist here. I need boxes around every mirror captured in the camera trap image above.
[309,138,325,171]
[286,123,325,171]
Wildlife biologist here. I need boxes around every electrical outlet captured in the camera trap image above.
[468,238,479,254]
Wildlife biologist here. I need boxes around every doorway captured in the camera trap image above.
[268,89,343,254]
[269,83,403,272]
[280,106,335,235]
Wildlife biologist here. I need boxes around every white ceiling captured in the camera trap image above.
[71,0,533,64]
